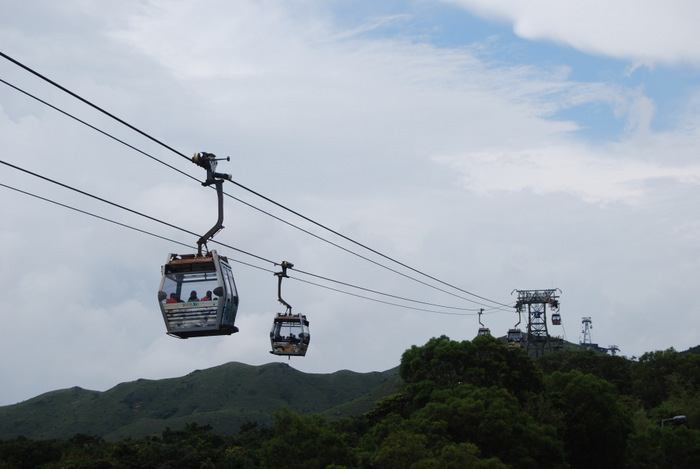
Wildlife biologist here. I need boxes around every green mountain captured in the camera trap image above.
[0,362,400,440]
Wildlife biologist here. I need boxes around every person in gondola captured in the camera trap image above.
[200,290,212,301]
[188,290,198,302]
[166,293,179,304]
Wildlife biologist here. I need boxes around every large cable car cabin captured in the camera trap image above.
[158,251,239,338]
[269,261,310,357]
[551,312,561,325]
[157,152,239,338]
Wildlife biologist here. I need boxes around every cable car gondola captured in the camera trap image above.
[476,308,491,337]
[506,328,523,342]
[551,312,561,325]
[157,152,239,338]
[507,307,523,343]
[269,261,310,357]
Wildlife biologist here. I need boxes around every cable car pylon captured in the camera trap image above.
[270,261,311,358]
[156,152,240,338]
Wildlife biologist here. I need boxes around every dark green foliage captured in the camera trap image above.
[546,371,631,469]
[627,425,700,469]
[538,349,633,394]
[259,409,355,468]
[1,339,699,468]
[411,385,565,468]
[400,335,543,399]
[631,349,700,408]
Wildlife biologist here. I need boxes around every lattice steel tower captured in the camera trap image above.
[513,289,561,358]
[580,316,593,345]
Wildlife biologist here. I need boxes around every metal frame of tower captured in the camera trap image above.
[513,289,561,358]
[580,316,593,346]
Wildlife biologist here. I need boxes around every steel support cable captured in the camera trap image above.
[288,276,484,316]
[0,181,274,274]
[0,165,494,314]
[0,77,500,311]
[291,267,489,312]
[0,51,191,165]
[0,182,193,251]
[0,181,481,316]
[0,77,196,181]
[0,158,276,266]
[0,51,512,309]
[226,180,514,309]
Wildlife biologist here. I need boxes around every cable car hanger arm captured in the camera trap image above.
[192,152,232,255]
[275,261,294,314]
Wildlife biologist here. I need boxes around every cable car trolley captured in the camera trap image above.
[269,261,310,357]
[476,308,491,337]
[507,305,523,344]
[157,152,239,338]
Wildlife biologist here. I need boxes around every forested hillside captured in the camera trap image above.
[1,337,699,468]
[0,362,400,440]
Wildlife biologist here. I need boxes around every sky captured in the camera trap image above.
[1,0,699,405]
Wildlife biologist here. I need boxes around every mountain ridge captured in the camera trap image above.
[0,361,401,440]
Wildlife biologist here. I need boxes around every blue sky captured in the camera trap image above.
[327,0,700,140]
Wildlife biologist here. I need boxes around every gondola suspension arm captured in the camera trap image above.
[275,261,294,314]
[192,152,232,255]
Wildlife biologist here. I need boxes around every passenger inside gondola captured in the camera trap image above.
[188,290,198,302]
[166,293,179,304]
[200,290,213,301]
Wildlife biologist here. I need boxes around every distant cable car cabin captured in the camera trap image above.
[476,308,491,337]
[269,261,310,357]
[507,328,523,343]
[507,306,524,343]
[551,312,561,325]
[157,152,239,338]
[270,312,310,356]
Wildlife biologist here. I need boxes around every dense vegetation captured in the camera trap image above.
[1,336,699,468]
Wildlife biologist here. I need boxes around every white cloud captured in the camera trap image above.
[436,144,700,204]
[450,0,700,66]
[1,0,699,406]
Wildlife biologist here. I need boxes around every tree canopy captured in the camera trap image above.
[1,337,699,468]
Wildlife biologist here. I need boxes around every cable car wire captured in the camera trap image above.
[0,51,191,166]
[289,276,485,316]
[0,76,508,310]
[0,180,485,316]
[0,158,276,266]
[0,181,193,251]
[0,167,495,314]
[291,267,486,312]
[224,179,514,309]
[0,51,512,309]
[0,77,195,181]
